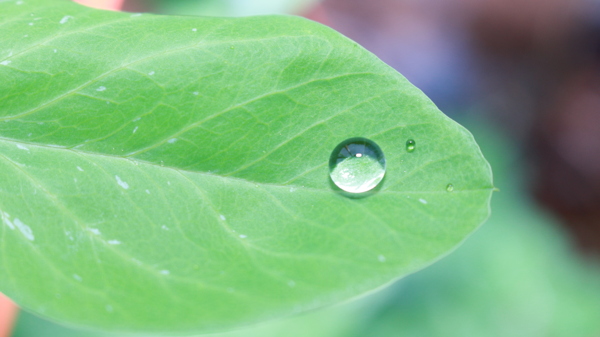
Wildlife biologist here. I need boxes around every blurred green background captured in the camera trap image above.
[11,0,600,335]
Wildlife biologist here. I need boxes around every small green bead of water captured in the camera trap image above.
[329,137,386,194]
[446,184,454,192]
[406,139,416,153]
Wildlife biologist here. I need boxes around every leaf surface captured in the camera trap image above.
[0,0,493,333]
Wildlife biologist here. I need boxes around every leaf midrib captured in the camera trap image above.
[0,136,492,195]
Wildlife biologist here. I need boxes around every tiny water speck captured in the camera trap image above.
[115,175,129,189]
[73,274,82,282]
[239,234,247,239]
[220,214,226,221]
[406,139,416,152]
[59,16,72,24]
[378,255,386,262]
[446,183,454,192]
[76,166,84,172]
[14,218,34,241]
[160,270,170,275]
[329,137,385,194]
[87,228,101,235]
[96,86,106,92]
[419,198,428,204]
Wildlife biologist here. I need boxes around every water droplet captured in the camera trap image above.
[329,137,386,194]
[446,184,454,192]
[406,139,416,152]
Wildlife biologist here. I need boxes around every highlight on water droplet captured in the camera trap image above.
[446,183,454,192]
[406,139,416,152]
[329,137,386,194]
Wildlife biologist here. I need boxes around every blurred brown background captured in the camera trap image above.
[301,0,600,255]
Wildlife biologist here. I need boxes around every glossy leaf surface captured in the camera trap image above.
[0,0,493,333]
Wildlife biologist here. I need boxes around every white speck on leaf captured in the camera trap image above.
[239,234,247,239]
[87,228,101,235]
[73,178,77,183]
[132,126,138,134]
[419,198,428,204]
[167,181,171,186]
[378,255,386,262]
[59,16,72,24]
[73,274,82,282]
[0,61,11,66]
[289,187,297,192]
[160,270,170,275]
[145,189,150,194]
[132,117,141,122]
[167,138,177,144]
[107,240,121,245]
[96,86,106,92]
[77,166,84,172]
[16,1,24,5]
[16,144,29,151]
[14,218,34,241]
[288,280,296,287]
[193,91,199,96]
[192,28,197,32]
[28,22,33,25]
[148,71,155,76]
[115,175,129,189]
[1,211,15,230]
[219,215,226,221]
[105,305,113,313]
[161,225,169,231]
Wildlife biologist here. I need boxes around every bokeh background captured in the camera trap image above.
[8,0,600,336]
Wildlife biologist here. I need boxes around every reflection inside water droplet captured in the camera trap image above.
[329,137,386,194]
[406,139,416,152]
[446,183,454,192]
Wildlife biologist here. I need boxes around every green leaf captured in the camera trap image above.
[0,0,493,333]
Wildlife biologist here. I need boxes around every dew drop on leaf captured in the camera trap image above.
[446,183,454,192]
[406,139,416,152]
[329,137,386,194]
